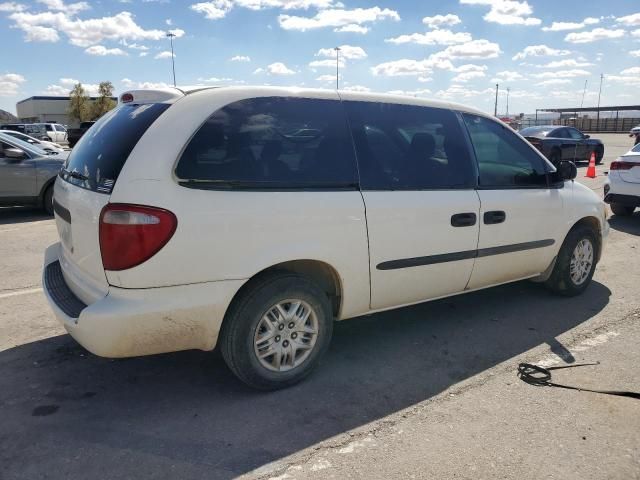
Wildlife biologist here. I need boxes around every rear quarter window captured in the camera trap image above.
[175,96,358,189]
[61,103,169,193]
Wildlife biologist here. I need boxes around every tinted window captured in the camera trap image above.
[54,124,66,132]
[549,128,568,138]
[463,113,548,188]
[61,103,169,193]
[567,128,583,140]
[176,97,357,189]
[344,101,475,190]
[45,125,53,131]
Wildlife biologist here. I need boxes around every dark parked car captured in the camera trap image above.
[67,121,95,148]
[519,126,604,166]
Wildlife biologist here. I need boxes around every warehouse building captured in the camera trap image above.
[15,96,117,127]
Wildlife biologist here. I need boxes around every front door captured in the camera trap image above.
[461,114,566,289]
[344,100,480,310]
[567,127,588,160]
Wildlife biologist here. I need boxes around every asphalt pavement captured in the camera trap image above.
[0,134,638,480]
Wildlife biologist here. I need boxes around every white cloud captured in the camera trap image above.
[230,55,251,62]
[127,43,149,50]
[616,12,640,26]
[512,44,570,60]
[460,0,541,26]
[422,14,461,28]
[535,79,572,86]
[385,29,472,46]
[252,67,264,74]
[371,59,432,77]
[452,70,486,82]
[278,6,399,31]
[418,75,433,83]
[532,69,590,79]
[155,50,175,59]
[139,51,148,57]
[541,17,600,31]
[200,76,233,83]
[565,28,625,44]
[167,28,185,37]
[190,0,233,20]
[631,50,640,58]
[605,75,640,87]
[432,39,502,59]
[8,11,170,47]
[267,62,295,75]
[85,45,128,56]
[435,84,493,99]
[492,70,523,81]
[621,66,640,75]
[316,45,366,59]
[0,2,26,12]
[43,78,101,96]
[633,29,640,38]
[0,73,26,96]
[535,59,593,68]
[38,0,90,15]
[309,58,345,68]
[316,74,337,83]
[334,23,369,34]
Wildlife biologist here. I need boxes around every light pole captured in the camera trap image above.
[580,79,588,108]
[506,87,510,117]
[334,46,341,90]
[494,83,499,116]
[166,32,177,87]
[596,73,604,132]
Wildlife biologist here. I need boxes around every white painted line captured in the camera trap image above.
[0,288,43,299]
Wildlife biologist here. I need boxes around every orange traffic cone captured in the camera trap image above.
[585,151,597,178]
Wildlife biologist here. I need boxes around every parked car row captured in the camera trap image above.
[0,129,65,153]
[519,126,604,166]
[1,122,68,144]
[42,86,607,390]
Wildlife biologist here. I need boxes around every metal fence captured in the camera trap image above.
[519,117,640,133]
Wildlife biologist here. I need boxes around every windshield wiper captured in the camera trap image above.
[61,168,88,181]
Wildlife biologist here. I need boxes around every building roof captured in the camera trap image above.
[538,105,640,113]
[16,96,117,105]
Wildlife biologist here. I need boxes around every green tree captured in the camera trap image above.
[67,83,91,123]
[91,81,117,120]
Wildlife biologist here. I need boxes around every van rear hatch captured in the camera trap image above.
[53,102,171,303]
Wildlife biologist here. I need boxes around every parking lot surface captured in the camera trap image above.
[0,134,638,479]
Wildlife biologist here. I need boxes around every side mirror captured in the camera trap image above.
[5,147,26,160]
[583,134,590,139]
[558,160,577,181]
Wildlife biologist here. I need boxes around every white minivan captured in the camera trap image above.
[43,87,608,389]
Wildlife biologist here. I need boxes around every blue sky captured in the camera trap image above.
[1,0,639,115]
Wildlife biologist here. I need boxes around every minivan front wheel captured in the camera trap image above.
[220,272,333,390]
[545,226,597,296]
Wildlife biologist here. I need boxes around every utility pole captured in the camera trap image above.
[494,83,499,117]
[506,87,510,117]
[166,32,177,87]
[596,73,604,132]
[580,79,588,108]
[334,46,341,90]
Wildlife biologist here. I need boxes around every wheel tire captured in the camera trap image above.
[595,149,604,165]
[220,272,333,390]
[545,226,597,297]
[43,185,54,216]
[549,150,561,166]
[610,203,635,216]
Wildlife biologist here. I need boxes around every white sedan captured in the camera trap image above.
[604,143,640,216]
[0,130,65,153]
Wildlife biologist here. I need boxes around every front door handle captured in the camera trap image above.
[484,210,506,225]
[451,212,477,227]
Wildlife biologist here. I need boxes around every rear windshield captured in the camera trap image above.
[61,103,169,193]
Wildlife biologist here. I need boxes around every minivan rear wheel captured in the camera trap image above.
[220,272,333,390]
[545,226,597,297]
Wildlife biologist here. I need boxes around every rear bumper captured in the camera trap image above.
[43,243,244,358]
[604,193,640,207]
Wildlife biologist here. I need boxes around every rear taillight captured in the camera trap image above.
[610,160,636,171]
[99,204,177,271]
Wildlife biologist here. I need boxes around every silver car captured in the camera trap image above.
[0,132,68,214]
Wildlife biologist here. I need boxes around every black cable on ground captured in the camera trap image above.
[517,362,640,400]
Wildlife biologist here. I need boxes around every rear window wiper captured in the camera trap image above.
[61,168,89,181]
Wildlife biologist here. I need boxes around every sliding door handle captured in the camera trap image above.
[484,211,506,225]
[451,212,477,227]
